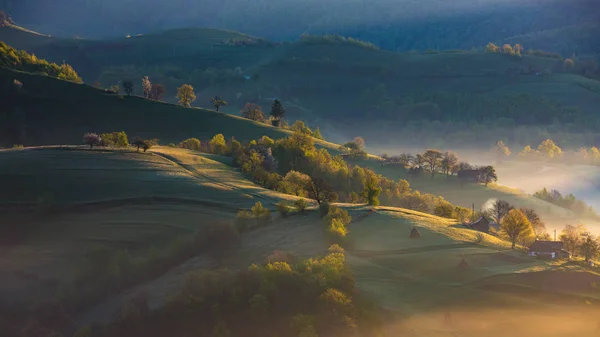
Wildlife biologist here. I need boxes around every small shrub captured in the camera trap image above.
[319,201,331,218]
[167,143,176,148]
[276,201,292,217]
[83,133,101,149]
[179,138,202,151]
[251,201,271,226]
[100,131,129,148]
[12,144,24,149]
[235,210,253,232]
[294,198,308,213]
[328,244,345,254]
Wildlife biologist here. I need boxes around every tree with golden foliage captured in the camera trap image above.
[494,140,511,162]
[176,84,196,107]
[518,145,538,160]
[485,42,500,53]
[502,44,514,54]
[537,139,562,159]
[500,209,533,249]
[559,224,586,256]
[514,44,524,55]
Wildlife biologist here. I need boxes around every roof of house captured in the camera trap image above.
[529,240,563,253]
[467,217,491,233]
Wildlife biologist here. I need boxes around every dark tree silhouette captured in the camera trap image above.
[211,96,228,111]
[122,80,134,96]
[149,83,166,100]
[270,99,285,120]
[307,177,331,205]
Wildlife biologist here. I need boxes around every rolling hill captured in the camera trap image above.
[2,27,600,148]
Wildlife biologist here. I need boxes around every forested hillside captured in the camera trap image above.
[1,0,599,57]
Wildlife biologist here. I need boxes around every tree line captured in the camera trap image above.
[177,132,474,222]
[380,149,498,185]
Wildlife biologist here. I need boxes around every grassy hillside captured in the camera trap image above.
[0,67,341,148]
[346,208,600,336]
[2,26,600,147]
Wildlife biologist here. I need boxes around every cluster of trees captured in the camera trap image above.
[532,188,598,218]
[83,132,157,152]
[381,149,498,185]
[559,224,600,260]
[481,200,546,249]
[322,204,352,245]
[239,99,288,127]
[485,42,524,56]
[498,138,600,167]
[0,41,82,82]
[177,132,469,221]
[84,246,381,337]
[0,10,14,26]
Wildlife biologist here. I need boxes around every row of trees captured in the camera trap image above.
[485,42,524,56]
[0,41,82,82]
[82,132,157,152]
[496,138,600,167]
[532,188,598,218]
[381,149,498,185]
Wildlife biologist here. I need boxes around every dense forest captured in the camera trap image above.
[2,0,599,57]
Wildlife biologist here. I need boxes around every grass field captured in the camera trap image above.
[345,208,600,337]
[1,146,599,335]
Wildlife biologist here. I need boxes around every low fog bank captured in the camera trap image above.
[370,145,600,233]
[386,306,600,337]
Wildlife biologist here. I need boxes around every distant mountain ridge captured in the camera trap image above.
[1,0,599,56]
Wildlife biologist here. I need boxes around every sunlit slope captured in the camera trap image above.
[0,147,298,207]
[351,157,575,220]
[347,208,600,337]
[0,26,276,79]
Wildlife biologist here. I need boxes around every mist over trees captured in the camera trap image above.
[5,0,599,57]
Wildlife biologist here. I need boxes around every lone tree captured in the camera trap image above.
[141,76,152,98]
[519,208,546,238]
[478,166,498,186]
[422,149,443,177]
[579,232,600,261]
[211,95,228,111]
[149,83,166,100]
[362,175,382,206]
[499,209,533,249]
[240,103,265,121]
[306,177,331,205]
[176,84,196,107]
[122,80,134,96]
[560,224,585,256]
[83,133,101,149]
[490,200,513,224]
[270,99,285,124]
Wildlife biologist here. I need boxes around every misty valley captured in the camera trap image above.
[1,1,600,337]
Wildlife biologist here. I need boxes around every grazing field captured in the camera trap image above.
[345,208,600,337]
[0,147,297,207]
